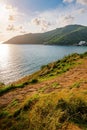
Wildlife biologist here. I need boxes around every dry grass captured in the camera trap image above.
[0,52,87,130]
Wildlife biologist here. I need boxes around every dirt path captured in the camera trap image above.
[0,59,87,109]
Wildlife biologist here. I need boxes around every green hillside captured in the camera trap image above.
[5,25,87,45]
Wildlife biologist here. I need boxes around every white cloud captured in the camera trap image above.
[6,24,16,31]
[31,17,52,31]
[63,0,73,3]
[8,15,15,21]
[77,0,87,5]
[63,0,87,5]
[76,8,87,14]
[24,3,87,34]
[0,0,87,41]
[57,15,75,27]
[6,24,25,32]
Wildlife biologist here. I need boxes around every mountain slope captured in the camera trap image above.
[5,25,87,45]
[49,27,87,45]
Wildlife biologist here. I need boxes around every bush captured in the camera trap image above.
[23,81,29,86]
[13,108,22,117]
[22,96,39,111]
[0,82,5,86]
[0,84,15,96]
[56,98,87,124]
[30,78,38,84]
[41,65,47,69]
[56,99,67,110]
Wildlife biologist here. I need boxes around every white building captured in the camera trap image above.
[78,41,87,46]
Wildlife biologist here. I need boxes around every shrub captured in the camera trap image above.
[0,111,9,118]
[56,98,87,124]
[0,82,5,86]
[41,65,47,69]
[56,99,67,110]
[23,81,29,86]
[70,82,80,89]
[0,84,15,96]
[30,78,38,84]
[13,108,22,117]
[15,83,25,88]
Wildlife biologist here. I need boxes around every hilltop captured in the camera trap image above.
[0,52,87,130]
[5,24,87,45]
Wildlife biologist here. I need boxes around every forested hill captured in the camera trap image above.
[5,24,87,45]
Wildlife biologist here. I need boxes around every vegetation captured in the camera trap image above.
[0,53,82,96]
[5,25,87,45]
[0,52,87,130]
[30,78,38,84]
[0,83,25,96]
[0,82,5,87]
[0,90,87,130]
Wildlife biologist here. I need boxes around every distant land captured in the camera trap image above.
[5,24,87,45]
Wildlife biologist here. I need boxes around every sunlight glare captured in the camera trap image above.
[0,44,9,57]
[0,44,10,69]
[0,3,9,20]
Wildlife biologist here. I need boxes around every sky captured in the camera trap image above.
[0,0,87,42]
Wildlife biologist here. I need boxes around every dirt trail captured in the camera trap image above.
[0,59,87,108]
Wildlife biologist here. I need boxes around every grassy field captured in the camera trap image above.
[0,52,87,130]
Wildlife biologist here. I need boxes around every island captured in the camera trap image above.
[5,24,87,46]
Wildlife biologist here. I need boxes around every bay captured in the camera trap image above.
[0,44,87,84]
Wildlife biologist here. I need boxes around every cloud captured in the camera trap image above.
[30,3,87,32]
[5,4,14,10]
[6,24,25,32]
[19,26,23,30]
[63,0,73,3]
[5,4,24,22]
[32,18,41,25]
[32,17,52,31]
[77,0,87,5]
[6,24,16,31]
[58,15,75,27]
[0,0,87,42]
[5,4,18,16]
[63,15,74,22]
[8,15,15,21]
[76,8,87,14]
[20,30,26,34]
[63,0,87,5]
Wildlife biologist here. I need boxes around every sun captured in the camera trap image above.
[0,3,10,21]
[0,4,7,16]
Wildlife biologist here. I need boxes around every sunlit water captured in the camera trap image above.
[0,44,87,84]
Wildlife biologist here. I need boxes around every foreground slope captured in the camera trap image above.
[0,52,87,130]
[5,25,87,45]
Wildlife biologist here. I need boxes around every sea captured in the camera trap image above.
[0,44,87,84]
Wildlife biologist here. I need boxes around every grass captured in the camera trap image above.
[30,78,38,84]
[0,79,38,96]
[38,82,61,93]
[0,83,25,96]
[70,81,81,89]
[56,98,87,124]
[0,85,87,130]
[0,82,5,87]
[8,99,19,108]
[0,53,84,96]
[0,52,87,130]
[39,53,82,81]
[0,110,9,118]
